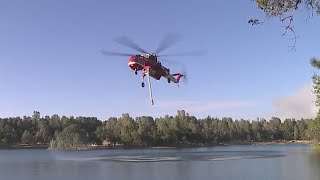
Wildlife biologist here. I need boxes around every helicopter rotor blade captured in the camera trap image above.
[179,64,189,85]
[155,33,182,54]
[159,50,207,57]
[100,50,133,56]
[113,36,148,54]
[161,58,186,70]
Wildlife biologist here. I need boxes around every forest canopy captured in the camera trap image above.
[0,110,316,150]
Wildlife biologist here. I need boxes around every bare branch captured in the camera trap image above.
[306,0,315,17]
[279,2,298,51]
[250,0,320,51]
[287,31,298,52]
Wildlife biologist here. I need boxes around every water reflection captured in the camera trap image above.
[76,150,286,163]
[0,144,319,180]
[308,153,320,179]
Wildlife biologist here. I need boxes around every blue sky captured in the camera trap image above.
[0,0,319,120]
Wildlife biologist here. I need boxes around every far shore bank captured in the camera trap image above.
[0,140,313,150]
[0,144,49,150]
[224,140,313,145]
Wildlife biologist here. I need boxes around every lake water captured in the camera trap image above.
[0,144,319,180]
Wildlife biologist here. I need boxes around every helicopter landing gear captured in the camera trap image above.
[135,70,137,75]
[140,67,154,105]
[167,79,171,83]
[141,68,147,88]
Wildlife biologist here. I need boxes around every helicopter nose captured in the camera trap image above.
[128,57,136,69]
[128,55,144,70]
[128,56,143,72]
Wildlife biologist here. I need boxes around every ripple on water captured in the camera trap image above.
[60,150,287,163]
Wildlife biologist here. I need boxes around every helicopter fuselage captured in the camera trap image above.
[128,54,169,81]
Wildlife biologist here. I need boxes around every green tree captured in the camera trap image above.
[201,116,216,144]
[268,117,283,140]
[282,119,295,141]
[95,126,106,144]
[32,111,40,121]
[218,118,232,142]
[2,124,19,144]
[252,0,320,21]
[49,124,88,150]
[310,58,320,151]
[239,120,252,141]
[35,119,51,143]
[295,119,307,139]
[104,117,121,146]
[135,116,156,146]
[187,116,202,144]
[21,130,34,144]
[155,115,178,146]
[117,113,136,146]
[49,114,61,132]
[252,121,263,141]
[294,125,299,140]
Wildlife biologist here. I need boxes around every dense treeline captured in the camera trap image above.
[0,111,101,149]
[0,110,316,150]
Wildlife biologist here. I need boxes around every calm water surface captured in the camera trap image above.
[0,144,319,180]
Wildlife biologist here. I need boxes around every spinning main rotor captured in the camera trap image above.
[100,33,205,60]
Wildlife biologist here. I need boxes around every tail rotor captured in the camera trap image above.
[179,71,188,86]
[172,70,188,86]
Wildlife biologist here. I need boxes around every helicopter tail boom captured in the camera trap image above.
[167,73,185,84]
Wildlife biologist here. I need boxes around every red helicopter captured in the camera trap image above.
[101,34,202,105]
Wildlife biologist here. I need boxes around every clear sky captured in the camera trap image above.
[1,0,319,120]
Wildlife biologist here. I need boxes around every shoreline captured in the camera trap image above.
[0,144,49,150]
[224,140,313,145]
[0,140,313,150]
